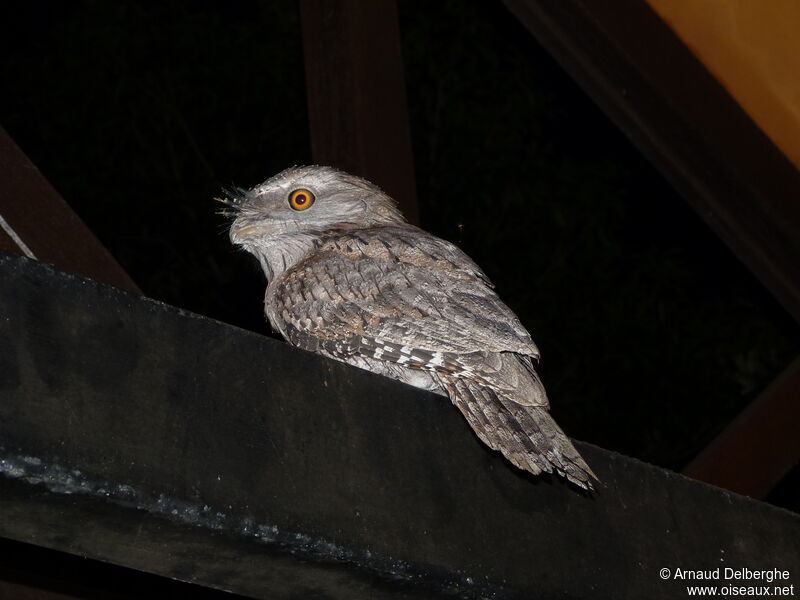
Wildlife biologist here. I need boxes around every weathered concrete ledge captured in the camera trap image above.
[0,252,797,599]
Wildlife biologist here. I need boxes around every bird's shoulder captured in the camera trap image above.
[311,224,493,285]
[269,224,540,359]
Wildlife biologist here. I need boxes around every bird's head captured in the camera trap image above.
[221,165,406,251]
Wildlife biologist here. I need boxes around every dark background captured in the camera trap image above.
[1,1,797,510]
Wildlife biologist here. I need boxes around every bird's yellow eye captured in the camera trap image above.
[289,188,315,211]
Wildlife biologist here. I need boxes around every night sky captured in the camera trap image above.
[1,0,797,510]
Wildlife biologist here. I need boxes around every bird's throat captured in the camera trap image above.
[247,232,319,282]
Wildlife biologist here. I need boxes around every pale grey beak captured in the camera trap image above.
[229,216,280,246]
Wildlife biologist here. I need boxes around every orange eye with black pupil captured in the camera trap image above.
[289,188,315,211]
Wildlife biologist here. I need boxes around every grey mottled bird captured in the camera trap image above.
[222,165,596,489]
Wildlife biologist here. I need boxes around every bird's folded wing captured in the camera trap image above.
[270,227,541,363]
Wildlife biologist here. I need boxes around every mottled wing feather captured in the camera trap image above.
[448,377,596,485]
[270,226,540,358]
[267,224,597,489]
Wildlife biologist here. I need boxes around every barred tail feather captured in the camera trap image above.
[444,378,598,490]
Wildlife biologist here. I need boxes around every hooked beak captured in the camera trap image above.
[229,214,288,247]
[230,217,263,246]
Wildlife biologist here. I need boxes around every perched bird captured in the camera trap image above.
[222,166,596,489]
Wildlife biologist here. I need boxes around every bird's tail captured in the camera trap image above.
[443,378,598,490]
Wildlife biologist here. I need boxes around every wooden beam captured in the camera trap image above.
[1,252,799,599]
[502,0,800,497]
[502,0,800,324]
[0,126,139,293]
[299,0,419,224]
[683,356,800,498]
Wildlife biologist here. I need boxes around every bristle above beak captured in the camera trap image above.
[214,186,251,217]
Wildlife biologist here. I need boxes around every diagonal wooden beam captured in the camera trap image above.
[0,126,139,293]
[683,356,800,498]
[502,0,800,498]
[502,0,800,325]
[299,0,419,224]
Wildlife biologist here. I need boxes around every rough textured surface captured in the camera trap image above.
[0,251,798,599]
